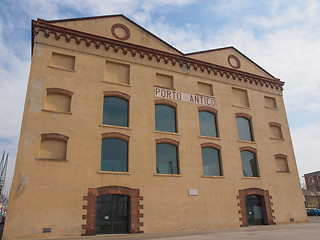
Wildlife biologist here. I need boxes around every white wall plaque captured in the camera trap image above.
[188,189,198,196]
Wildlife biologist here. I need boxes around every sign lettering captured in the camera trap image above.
[155,87,215,107]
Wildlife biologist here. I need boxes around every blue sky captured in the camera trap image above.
[1,0,320,189]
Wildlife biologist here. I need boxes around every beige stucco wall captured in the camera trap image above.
[3,18,307,239]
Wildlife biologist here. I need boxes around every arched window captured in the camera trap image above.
[155,104,177,133]
[103,93,129,127]
[39,133,69,161]
[45,88,73,113]
[240,149,259,177]
[101,133,129,172]
[198,110,218,137]
[201,144,222,176]
[156,139,179,174]
[236,114,254,141]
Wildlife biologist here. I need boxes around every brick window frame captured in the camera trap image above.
[46,88,73,97]
[41,133,69,142]
[82,186,143,236]
[237,188,275,227]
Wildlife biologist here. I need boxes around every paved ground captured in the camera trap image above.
[31,217,320,240]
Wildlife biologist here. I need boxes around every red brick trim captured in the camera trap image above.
[111,23,131,41]
[82,186,143,236]
[155,138,179,146]
[101,132,130,141]
[197,106,217,114]
[269,122,281,127]
[33,20,284,91]
[238,188,275,227]
[103,91,131,100]
[239,146,256,153]
[154,99,177,108]
[235,112,252,120]
[41,133,69,142]
[274,154,287,159]
[200,142,221,150]
[46,88,73,96]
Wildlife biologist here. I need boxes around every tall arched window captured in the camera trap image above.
[103,92,129,127]
[236,114,254,141]
[101,133,129,172]
[199,110,218,137]
[201,145,222,176]
[155,104,177,133]
[156,139,179,174]
[240,149,259,177]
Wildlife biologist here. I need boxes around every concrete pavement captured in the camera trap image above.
[32,217,320,240]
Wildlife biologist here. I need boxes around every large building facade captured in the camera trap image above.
[4,15,307,239]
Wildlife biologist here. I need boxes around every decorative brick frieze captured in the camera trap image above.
[101,132,130,141]
[32,20,284,91]
[41,133,69,142]
[238,188,275,227]
[46,88,73,96]
[82,186,143,236]
[155,138,179,146]
[154,99,178,108]
[235,112,252,120]
[103,91,131,100]
[200,142,221,150]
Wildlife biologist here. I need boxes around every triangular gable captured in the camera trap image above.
[45,14,183,55]
[186,47,275,79]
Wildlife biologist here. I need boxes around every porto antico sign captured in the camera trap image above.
[155,87,216,107]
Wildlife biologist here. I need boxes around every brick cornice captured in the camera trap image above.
[274,154,287,159]
[200,142,221,150]
[41,133,69,142]
[101,132,130,141]
[235,112,252,120]
[103,91,131,100]
[239,146,257,153]
[32,20,284,91]
[198,106,217,114]
[155,138,179,146]
[46,88,73,96]
[154,99,177,108]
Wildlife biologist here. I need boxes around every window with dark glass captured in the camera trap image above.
[201,147,221,176]
[103,97,128,127]
[156,143,179,174]
[155,104,176,132]
[236,117,253,141]
[101,138,128,172]
[199,111,218,137]
[241,150,259,177]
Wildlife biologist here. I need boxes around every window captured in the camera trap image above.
[103,96,128,127]
[269,122,283,140]
[51,52,75,71]
[156,73,173,89]
[275,154,289,172]
[264,96,277,109]
[236,115,253,141]
[38,133,69,161]
[241,150,259,177]
[155,104,177,132]
[232,87,249,107]
[101,137,128,172]
[45,88,73,113]
[201,146,221,176]
[199,111,218,137]
[198,82,213,96]
[105,61,130,85]
[156,143,179,174]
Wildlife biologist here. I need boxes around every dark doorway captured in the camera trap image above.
[95,194,129,234]
[245,194,268,225]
